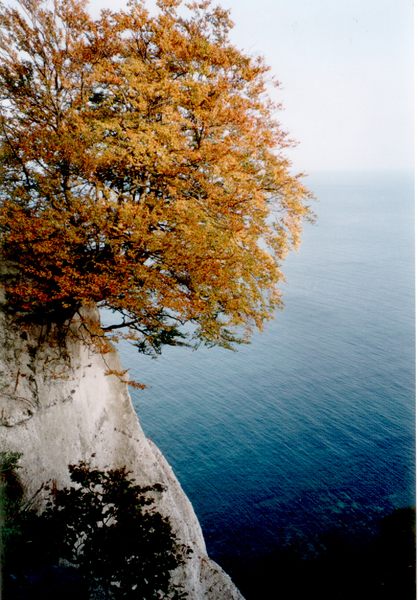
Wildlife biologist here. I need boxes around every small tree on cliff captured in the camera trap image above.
[1,457,189,599]
[0,0,312,355]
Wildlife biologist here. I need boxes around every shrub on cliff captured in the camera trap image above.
[0,451,25,555]
[2,459,189,599]
[0,0,312,355]
[43,462,190,599]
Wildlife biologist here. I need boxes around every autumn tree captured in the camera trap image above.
[0,0,312,355]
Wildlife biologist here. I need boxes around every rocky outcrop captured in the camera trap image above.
[0,306,244,599]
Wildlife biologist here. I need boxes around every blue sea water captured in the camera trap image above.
[118,172,415,583]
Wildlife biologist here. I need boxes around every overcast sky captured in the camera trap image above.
[86,1,414,174]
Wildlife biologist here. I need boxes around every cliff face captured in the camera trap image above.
[0,305,244,599]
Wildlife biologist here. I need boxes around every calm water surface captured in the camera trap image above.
[118,172,414,590]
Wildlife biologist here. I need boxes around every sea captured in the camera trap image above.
[118,172,415,598]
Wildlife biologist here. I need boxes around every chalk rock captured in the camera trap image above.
[0,308,244,599]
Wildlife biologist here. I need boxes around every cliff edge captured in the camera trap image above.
[0,304,244,599]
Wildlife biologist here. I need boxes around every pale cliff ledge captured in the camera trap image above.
[0,306,244,599]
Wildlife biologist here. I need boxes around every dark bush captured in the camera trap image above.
[1,458,190,599]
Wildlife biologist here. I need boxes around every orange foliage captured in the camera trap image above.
[0,0,313,354]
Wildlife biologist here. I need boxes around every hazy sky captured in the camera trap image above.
[85,1,414,174]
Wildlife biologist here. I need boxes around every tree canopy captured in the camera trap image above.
[0,0,312,354]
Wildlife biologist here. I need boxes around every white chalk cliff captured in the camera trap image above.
[0,298,244,599]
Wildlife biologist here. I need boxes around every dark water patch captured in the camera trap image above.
[218,507,415,600]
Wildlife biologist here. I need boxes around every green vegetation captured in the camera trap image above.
[1,455,189,599]
[0,450,25,595]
